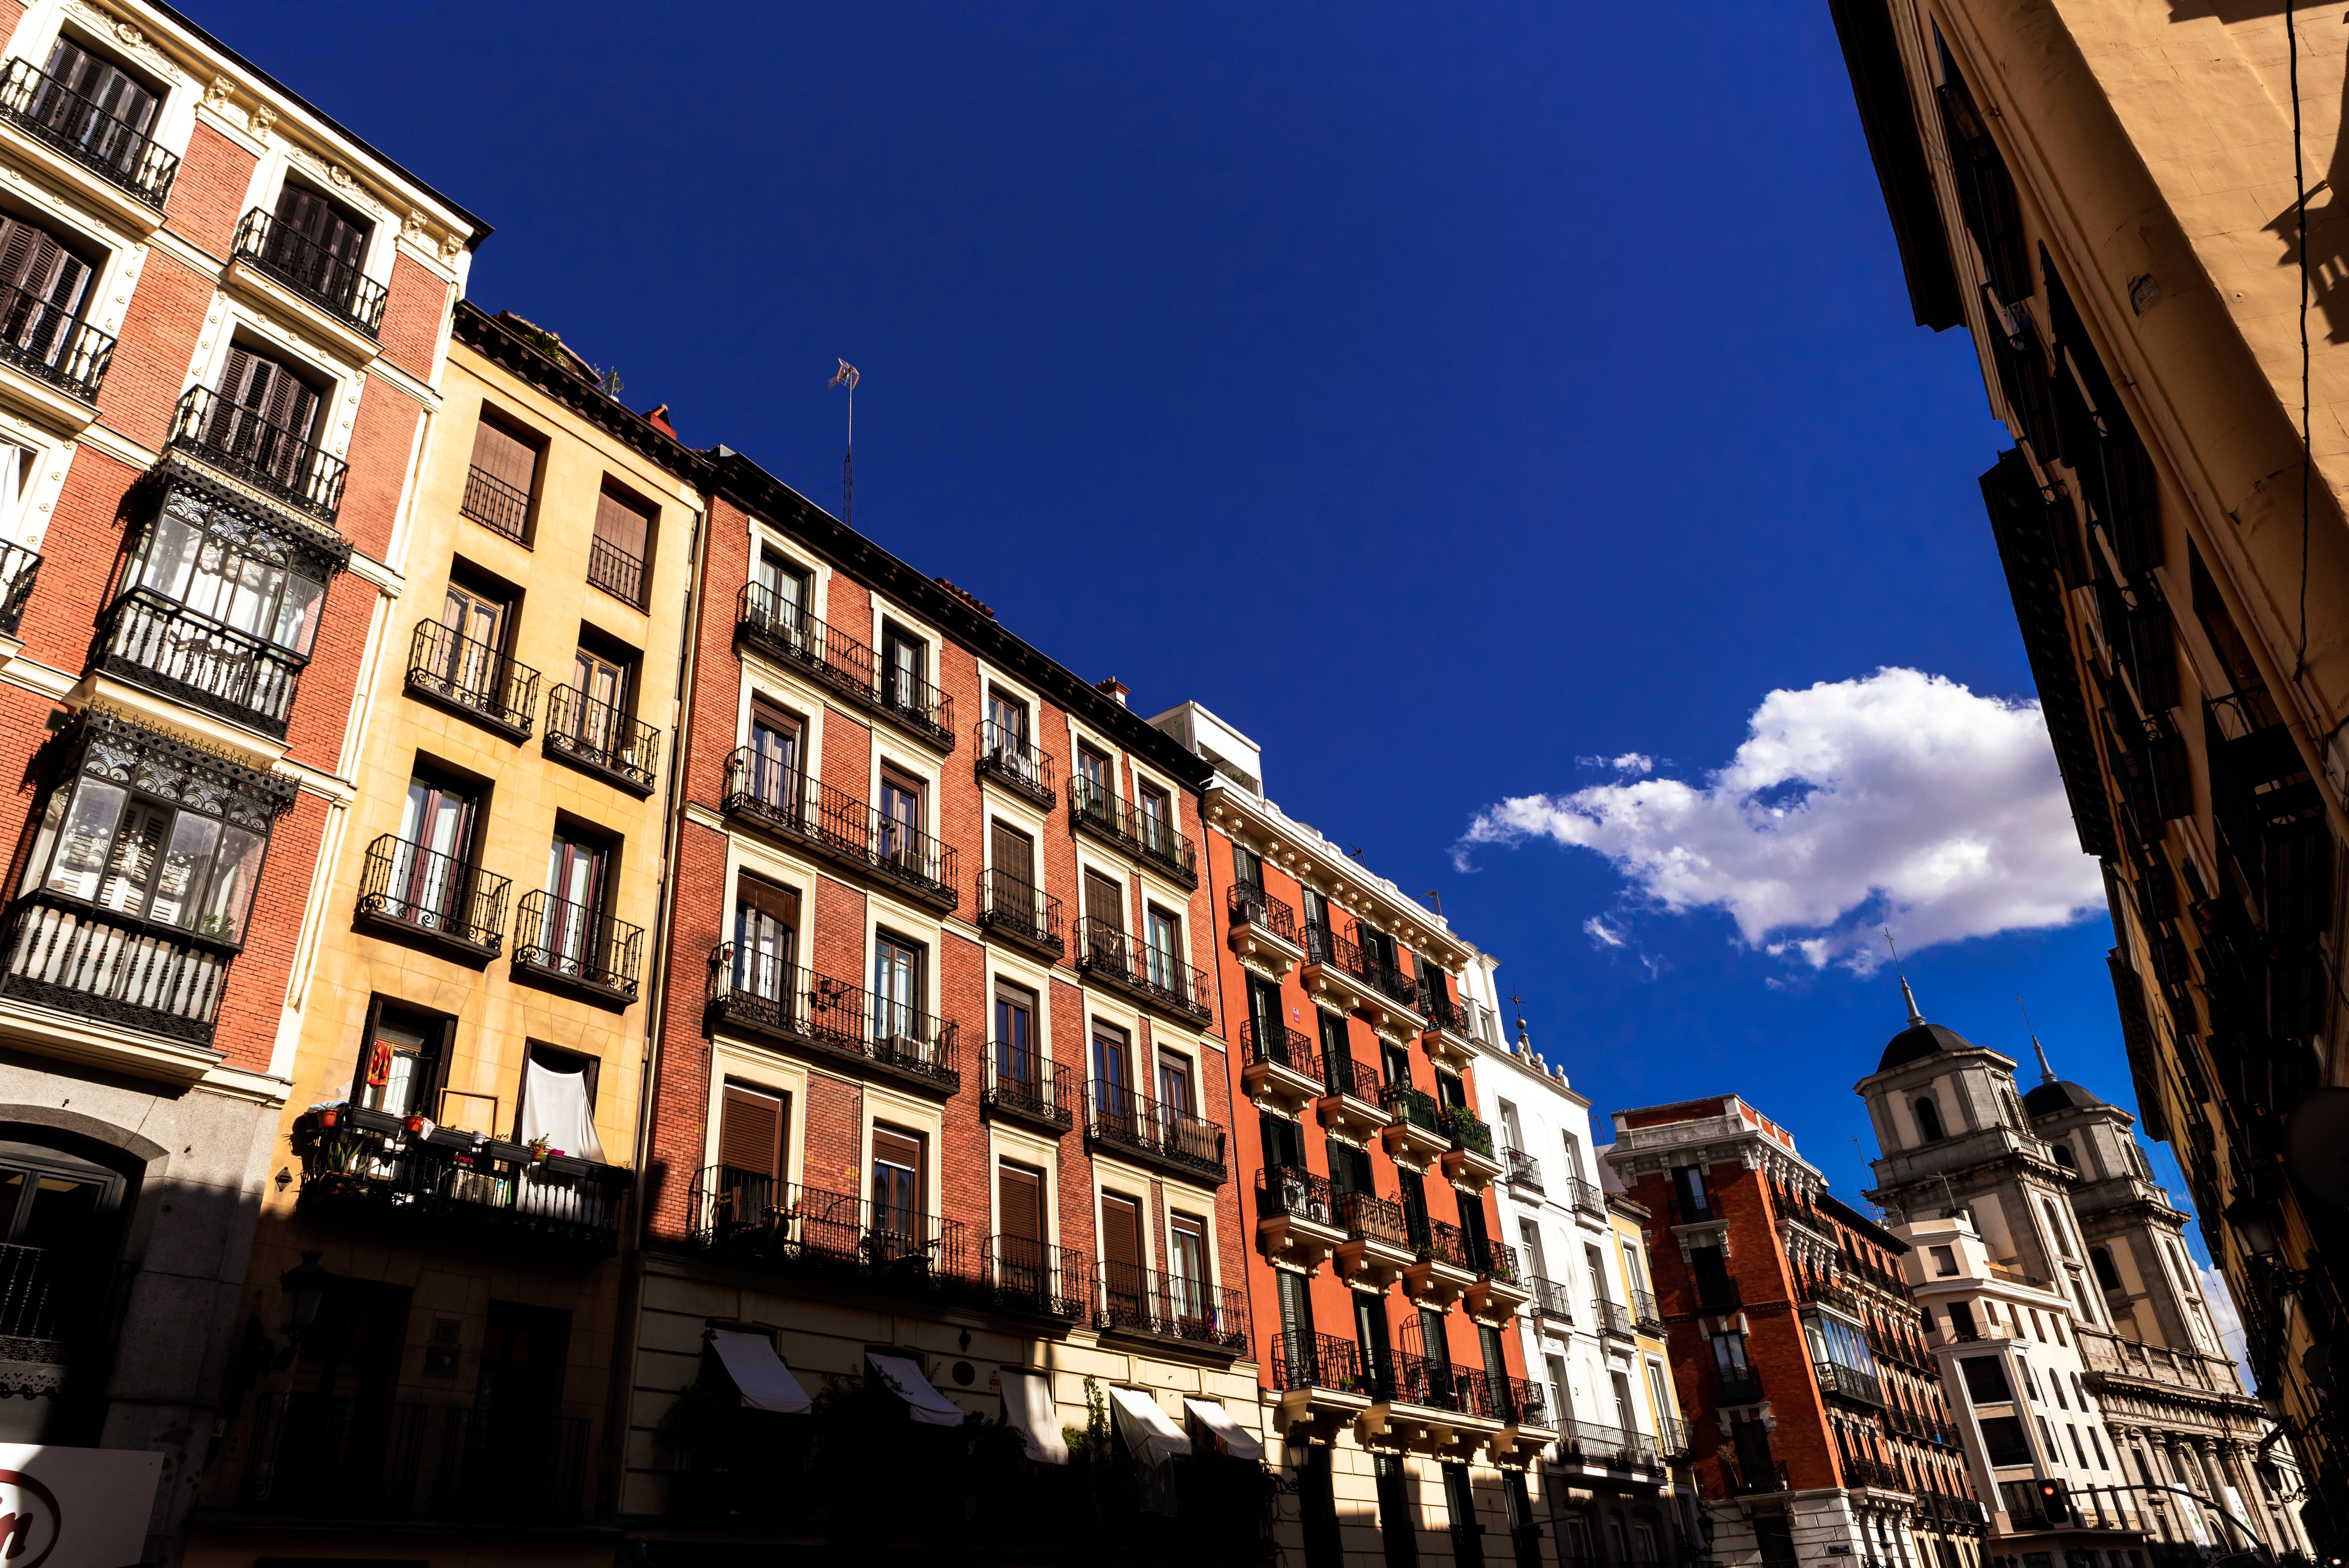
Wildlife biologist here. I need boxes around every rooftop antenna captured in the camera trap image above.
[2017,994,2057,1085]
[1884,927,1923,1026]
[829,359,860,527]
[1423,889,1444,917]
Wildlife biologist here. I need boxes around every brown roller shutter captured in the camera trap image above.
[734,873,800,929]
[593,486,652,558]
[871,1126,925,1194]
[991,821,1034,885]
[1100,1190,1144,1317]
[1083,869,1124,931]
[999,1162,1043,1245]
[718,1084,784,1180]
[467,414,539,492]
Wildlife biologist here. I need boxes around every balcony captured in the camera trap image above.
[1717,1364,1764,1404]
[1257,1164,1345,1273]
[1529,1275,1575,1323]
[405,619,539,741]
[719,753,959,911]
[1097,1263,1249,1356]
[1814,1360,1884,1407]
[973,869,1062,962]
[973,720,1053,807]
[0,544,36,637]
[1378,1082,1451,1172]
[1332,1190,1415,1292]
[168,387,348,525]
[1629,1285,1663,1334]
[0,895,228,1043]
[1695,1273,1742,1313]
[1403,1216,1476,1311]
[1493,1374,1553,1433]
[101,591,301,736]
[293,1103,628,1260]
[1241,1017,1323,1117]
[1594,1299,1635,1340]
[1227,883,1303,978]
[511,890,643,1004]
[1567,1175,1608,1219]
[686,1168,975,1298]
[1503,1147,1544,1190]
[1073,916,1212,1025]
[1467,1239,1532,1322]
[1728,1457,1793,1496]
[733,585,954,750]
[1844,1457,1912,1495]
[1301,924,1425,1039]
[460,463,528,542]
[0,276,111,408]
[983,1236,1092,1320]
[1561,1420,1662,1472]
[544,685,659,795]
[1317,1050,1389,1143]
[241,1391,589,1525]
[230,208,389,339]
[1273,1331,1374,1438]
[1660,1417,1693,1460]
[1069,779,1197,887]
[982,1042,1071,1134]
[0,60,177,215]
[1389,1350,1501,1426]
[587,533,644,607]
[1419,987,1477,1072]
[356,836,510,959]
[1440,1104,1502,1191]
[706,948,961,1098]
[1084,1079,1225,1184]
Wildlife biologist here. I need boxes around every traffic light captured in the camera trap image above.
[2036,1479,2072,1525]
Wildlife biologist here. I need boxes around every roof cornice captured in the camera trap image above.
[452,303,704,482]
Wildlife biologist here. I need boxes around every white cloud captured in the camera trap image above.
[1610,753,1654,775]
[1583,915,1626,948]
[1456,668,2105,970]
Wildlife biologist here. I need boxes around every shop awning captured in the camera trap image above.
[708,1329,810,1413]
[999,1368,1069,1464]
[867,1351,965,1427]
[1182,1397,1264,1460]
[1108,1385,1191,1464]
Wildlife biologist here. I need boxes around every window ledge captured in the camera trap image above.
[0,988,222,1085]
[220,256,384,369]
[0,117,169,237]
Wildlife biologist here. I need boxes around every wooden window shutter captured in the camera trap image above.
[1101,1192,1143,1272]
[990,821,1034,885]
[734,872,799,929]
[593,487,652,557]
[266,363,319,439]
[998,1162,1043,1246]
[1083,869,1124,931]
[1278,1268,1315,1344]
[468,416,538,492]
[871,1126,925,1194]
[718,1084,785,1180]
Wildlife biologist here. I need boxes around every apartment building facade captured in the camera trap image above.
[0,0,480,1558]
[1826,0,2349,1543]
[1857,994,2305,1561]
[1608,1097,1986,1568]
[1158,699,1558,1566]
[181,303,697,1565]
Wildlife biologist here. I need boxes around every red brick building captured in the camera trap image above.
[0,0,479,1556]
[1608,1097,1984,1568]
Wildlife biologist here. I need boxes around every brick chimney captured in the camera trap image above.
[1094,677,1128,706]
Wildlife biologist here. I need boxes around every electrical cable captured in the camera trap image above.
[2291,0,2312,681]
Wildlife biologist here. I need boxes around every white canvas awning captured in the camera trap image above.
[1182,1397,1264,1460]
[708,1329,810,1413]
[1108,1385,1190,1463]
[868,1351,965,1426]
[999,1368,1069,1464]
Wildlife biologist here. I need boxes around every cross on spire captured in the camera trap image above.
[2018,995,2055,1085]
[1884,928,1924,1026]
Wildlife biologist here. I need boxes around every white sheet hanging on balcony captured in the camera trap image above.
[708,1329,810,1413]
[519,1057,607,1163]
[998,1369,1069,1464]
[1181,1397,1264,1461]
[867,1352,964,1426]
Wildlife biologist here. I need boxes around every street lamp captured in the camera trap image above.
[2225,1197,2282,1263]
[279,1250,330,1342]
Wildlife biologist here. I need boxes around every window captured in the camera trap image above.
[38,36,161,178]
[561,633,641,774]
[431,577,512,705]
[994,978,1039,1090]
[1443,1463,1483,1568]
[2091,1247,2122,1292]
[2043,1199,2076,1259]
[1931,1245,1959,1277]
[516,1040,601,1155]
[1561,1130,1585,1185]
[1711,1329,1752,1386]
[2090,1427,2109,1469]
[877,768,923,869]
[1328,1138,1374,1198]
[751,549,812,639]
[1299,1444,1342,1568]
[871,931,923,1040]
[1959,1356,2013,1404]
[1100,1189,1145,1323]
[544,825,607,924]
[2029,1308,2046,1343]
[209,343,325,476]
[1276,1267,1315,1378]
[1092,1021,1133,1117]
[1145,904,1183,993]
[1138,780,1173,857]
[354,1000,451,1118]
[461,410,539,541]
[1646,1359,1673,1427]
[1545,1353,1572,1426]
[714,1081,786,1222]
[730,874,797,998]
[745,699,801,808]
[1948,1300,1977,1338]
[1980,1415,2032,1467]
[2051,1142,2077,1171]
[1231,841,1262,891]
[1374,1452,1418,1568]
[1434,1069,1466,1110]
[264,181,372,313]
[869,1125,925,1254]
[385,768,478,929]
[588,482,653,605]
[1075,744,1112,820]
[986,686,1028,745]
[997,1157,1046,1295]
[1914,1095,1945,1142]
[879,622,927,713]
[123,479,330,673]
[1585,1244,1612,1306]
[1318,1009,1356,1090]
[1731,1417,1775,1489]
[1157,1048,1194,1116]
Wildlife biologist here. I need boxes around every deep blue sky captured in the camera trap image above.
[213,2,2202,1247]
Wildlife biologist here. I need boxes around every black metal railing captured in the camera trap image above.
[1302,923,1420,1012]
[688,1169,973,1286]
[1473,1238,1523,1288]
[587,532,644,606]
[1844,1457,1911,1494]
[2,896,229,1040]
[1073,916,1212,1023]
[241,1391,426,1518]
[102,591,301,735]
[1257,1164,1337,1227]
[1421,986,1473,1038]
[1272,1331,1365,1395]
[1494,1374,1549,1428]
[1097,1262,1248,1353]
[0,544,38,636]
[1594,1299,1634,1339]
[1567,1176,1607,1217]
[1325,1050,1382,1103]
[1245,1017,1321,1081]
[1442,1104,1494,1160]
[1730,1457,1792,1496]
[1717,1364,1764,1403]
[1069,778,1198,885]
[974,720,1053,806]
[1085,1079,1225,1181]
[974,868,1062,958]
[719,753,959,908]
[460,464,529,541]
[1629,1286,1662,1333]
[406,619,538,737]
[984,1236,1091,1319]
[1563,1420,1661,1469]
[1338,1190,1410,1250]
[1229,882,1298,944]
[1392,1350,1496,1419]
[734,584,955,747]
[1504,1147,1543,1188]
[1530,1275,1575,1321]
[296,1107,628,1257]
[233,208,388,334]
[1380,1081,1445,1137]
[0,274,111,400]
[169,386,347,523]
[545,684,658,792]
[1416,1218,1473,1271]
[0,59,177,206]
[0,1242,66,1338]
[983,1042,1071,1131]
[707,948,961,1094]
[512,890,643,1000]
[356,836,510,954]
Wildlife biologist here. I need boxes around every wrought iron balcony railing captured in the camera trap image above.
[0,543,36,636]
[1659,1416,1693,1459]
[0,273,110,401]
[1380,1081,1444,1136]
[357,836,510,955]
[1257,1164,1336,1226]
[587,532,644,607]
[983,1236,1091,1319]
[1695,1273,1743,1312]
[1085,1079,1225,1183]
[1069,778,1197,885]
[973,719,1053,806]
[1273,1330,1365,1395]
[1228,882,1298,943]
[707,947,960,1095]
[1629,1285,1663,1333]
[1302,923,1421,1011]
[1325,1050,1382,1102]
[1245,1017,1321,1081]
[982,1041,1071,1132]
[974,869,1062,959]
[718,752,959,908]
[512,890,643,1001]
[460,464,528,541]
[1,895,227,1041]
[1530,1275,1575,1321]
[1073,915,1212,1023]
[232,208,388,334]
[1415,1218,1472,1271]
[169,386,347,523]
[734,583,954,748]
[1421,986,1473,1037]
[1097,1263,1247,1354]
[406,619,538,738]
[544,684,658,793]
[1442,1104,1494,1159]
[1567,1175,1608,1216]
[1503,1146,1544,1188]
[1493,1374,1548,1428]
[1338,1191,1410,1250]
[0,59,177,207]
[1729,1457,1792,1496]
[1391,1351,1497,1419]
[1563,1420,1661,1469]
[687,1168,973,1287]
[1844,1457,1912,1494]
[1473,1238,1523,1288]
[102,591,301,736]
[1594,1298,1634,1338]
[1717,1364,1764,1403]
